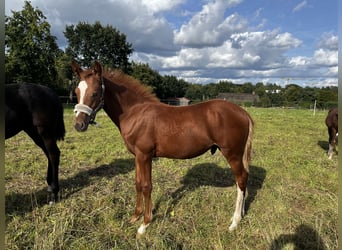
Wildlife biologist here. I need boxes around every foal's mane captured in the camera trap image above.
[103,68,159,102]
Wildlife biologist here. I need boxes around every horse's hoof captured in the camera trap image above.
[137,223,149,236]
[47,192,58,205]
[229,222,238,231]
[130,215,140,224]
[229,215,241,231]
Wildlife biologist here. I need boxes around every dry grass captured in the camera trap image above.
[5,106,337,249]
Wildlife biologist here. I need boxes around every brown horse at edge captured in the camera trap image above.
[71,61,254,236]
[325,107,338,159]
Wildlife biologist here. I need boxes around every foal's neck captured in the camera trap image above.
[102,76,158,129]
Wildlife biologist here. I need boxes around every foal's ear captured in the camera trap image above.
[71,60,83,76]
[93,61,102,76]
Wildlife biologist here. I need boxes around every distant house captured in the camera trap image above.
[265,89,281,94]
[162,97,191,106]
[216,92,260,105]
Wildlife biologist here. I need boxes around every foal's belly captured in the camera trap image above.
[155,135,212,159]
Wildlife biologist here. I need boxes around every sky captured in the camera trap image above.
[5,0,338,87]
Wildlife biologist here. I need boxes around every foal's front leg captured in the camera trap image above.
[130,154,153,235]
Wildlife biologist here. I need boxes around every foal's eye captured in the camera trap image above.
[92,92,98,97]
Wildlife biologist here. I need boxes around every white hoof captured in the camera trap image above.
[229,221,238,231]
[229,214,241,231]
[137,223,149,235]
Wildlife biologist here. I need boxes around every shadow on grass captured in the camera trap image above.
[270,224,326,250]
[318,140,329,151]
[153,163,266,220]
[318,140,338,156]
[60,158,135,199]
[5,158,135,219]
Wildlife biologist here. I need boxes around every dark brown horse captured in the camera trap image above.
[71,61,254,235]
[325,107,338,159]
[5,83,65,203]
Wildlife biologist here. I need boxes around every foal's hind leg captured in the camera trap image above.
[25,127,60,204]
[328,127,337,159]
[223,152,248,231]
[42,137,60,204]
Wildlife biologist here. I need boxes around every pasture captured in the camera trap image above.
[5,106,337,249]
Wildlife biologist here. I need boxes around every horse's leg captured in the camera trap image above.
[130,152,153,235]
[25,127,60,203]
[41,136,60,204]
[130,162,143,225]
[230,158,248,231]
[222,151,248,231]
[328,127,336,159]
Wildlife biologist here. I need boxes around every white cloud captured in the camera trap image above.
[317,32,338,50]
[289,56,309,66]
[311,49,338,66]
[141,0,184,13]
[174,0,245,47]
[269,32,302,49]
[292,1,308,13]
[5,0,337,86]
[229,30,302,68]
[7,0,177,52]
[162,47,208,68]
[152,30,304,76]
[5,0,24,15]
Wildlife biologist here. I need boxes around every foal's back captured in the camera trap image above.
[325,108,338,130]
[5,83,65,140]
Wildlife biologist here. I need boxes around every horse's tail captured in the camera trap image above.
[55,101,66,141]
[243,114,254,173]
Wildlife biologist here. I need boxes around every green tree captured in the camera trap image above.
[254,82,266,97]
[64,21,133,72]
[55,51,74,96]
[203,83,219,99]
[159,75,189,99]
[216,80,235,93]
[284,84,303,106]
[185,83,203,101]
[241,82,254,93]
[130,61,162,94]
[5,1,60,85]
[317,87,338,109]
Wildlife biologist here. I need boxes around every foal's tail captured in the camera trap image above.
[243,115,254,173]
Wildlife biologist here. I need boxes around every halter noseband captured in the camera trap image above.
[74,78,105,124]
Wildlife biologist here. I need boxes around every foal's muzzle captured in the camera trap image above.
[74,120,88,132]
[74,100,104,132]
[73,83,105,132]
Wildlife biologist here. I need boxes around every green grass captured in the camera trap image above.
[5,106,337,249]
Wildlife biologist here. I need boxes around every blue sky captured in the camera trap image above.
[5,0,338,87]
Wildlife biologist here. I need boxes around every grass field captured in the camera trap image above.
[5,106,337,249]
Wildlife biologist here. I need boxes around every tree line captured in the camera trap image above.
[5,1,337,109]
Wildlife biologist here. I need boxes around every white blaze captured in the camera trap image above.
[76,80,88,117]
